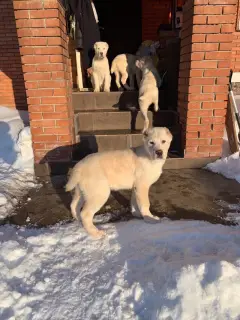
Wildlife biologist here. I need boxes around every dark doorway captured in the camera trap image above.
[94,0,142,64]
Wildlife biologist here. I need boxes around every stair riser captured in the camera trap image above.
[75,111,153,132]
[73,131,181,160]
[73,91,139,110]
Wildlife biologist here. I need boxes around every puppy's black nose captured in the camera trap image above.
[155,150,163,157]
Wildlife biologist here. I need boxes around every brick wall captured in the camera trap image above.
[232,32,240,71]
[0,0,27,109]
[231,1,240,71]
[178,0,237,158]
[13,0,74,163]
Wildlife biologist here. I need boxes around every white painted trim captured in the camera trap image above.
[76,50,83,89]
[231,72,240,83]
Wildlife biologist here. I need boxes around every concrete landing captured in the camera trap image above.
[6,169,240,227]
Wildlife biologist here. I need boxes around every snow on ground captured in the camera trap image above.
[217,200,240,225]
[221,128,231,158]
[0,218,240,320]
[214,90,240,182]
[0,106,36,220]
[205,151,240,184]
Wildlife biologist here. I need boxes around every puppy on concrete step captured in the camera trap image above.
[136,56,162,133]
[66,127,172,239]
[91,41,111,92]
[111,54,141,91]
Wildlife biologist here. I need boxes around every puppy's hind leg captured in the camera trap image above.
[153,94,159,112]
[121,72,133,91]
[70,185,84,220]
[80,188,110,239]
[115,71,123,91]
[139,98,149,133]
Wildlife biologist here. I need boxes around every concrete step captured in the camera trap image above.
[74,109,153,132]
[73,126,182,160]
[72,91,139,111]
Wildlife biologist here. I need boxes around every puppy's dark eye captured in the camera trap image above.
[149,141,155,145]
[162,140,166,144]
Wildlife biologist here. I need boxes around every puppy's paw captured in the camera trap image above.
[131,209,142,218]
[91,229,107,239]
[154,106,159,112]
[143,215,160,224]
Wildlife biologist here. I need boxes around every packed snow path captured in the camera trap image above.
[0,219,240,320]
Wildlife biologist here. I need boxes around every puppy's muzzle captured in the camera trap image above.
[155,149,163,159]
[99,52,104,58]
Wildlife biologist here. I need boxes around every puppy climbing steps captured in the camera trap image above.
[72,91,181,160]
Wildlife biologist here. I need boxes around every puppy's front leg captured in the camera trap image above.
[103,73,111,92]
[134,184,160,223]
[92,72,100,92]
[131,190,142,218]
[129,74,135,90]
[136,69,141,89]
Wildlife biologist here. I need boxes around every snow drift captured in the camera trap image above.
[205,151,240,184]
[0,106,35,219]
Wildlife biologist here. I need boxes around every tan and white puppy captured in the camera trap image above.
[66,127,172,239]
[111,54,141,91]
[91,41,111,92]
[136,56,162,132]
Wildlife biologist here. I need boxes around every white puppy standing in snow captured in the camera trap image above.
[136,56,162,132]
[66,127,172,239]
[91,41,111,92]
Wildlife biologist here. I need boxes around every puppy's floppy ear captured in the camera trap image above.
[135,59,140,68]
[164,127,173,141]
[136,59,143,69]
[105,42,109,50]
[143,129,149,138]
[93,42,98,50]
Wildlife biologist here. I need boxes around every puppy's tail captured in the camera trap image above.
[111,59,116,74]
[65,172,79,192]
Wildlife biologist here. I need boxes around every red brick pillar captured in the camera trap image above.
[0,0,27,109]
[13,0,74,163]
[178,0,237,158]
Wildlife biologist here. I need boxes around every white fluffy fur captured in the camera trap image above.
[66,127,172,239]
[91,41,111,92]
[111,54,141,91]
[136,56,162,132]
